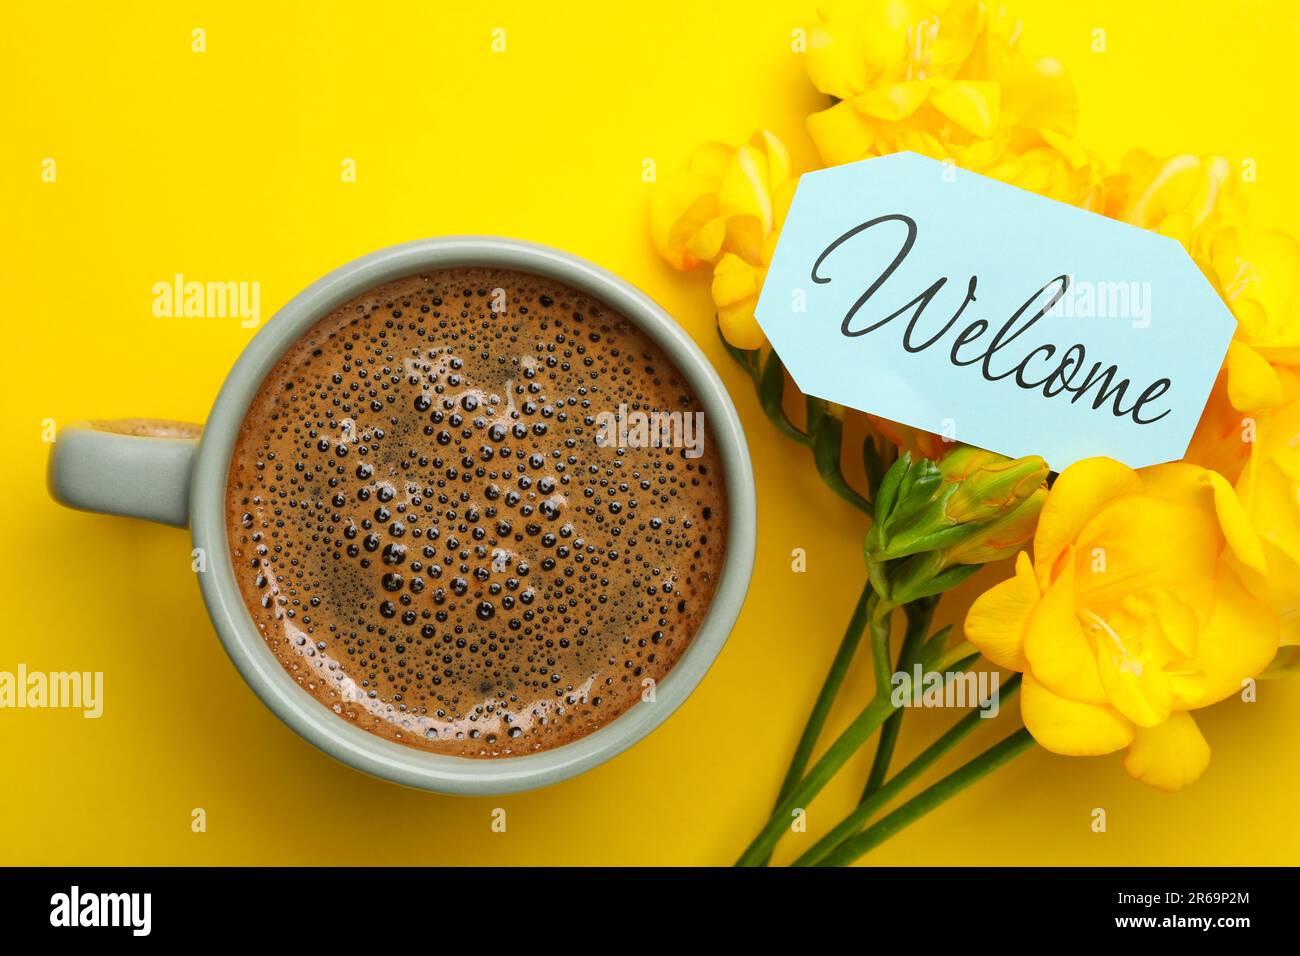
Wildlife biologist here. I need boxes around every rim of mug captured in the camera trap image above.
[190,236,756,795]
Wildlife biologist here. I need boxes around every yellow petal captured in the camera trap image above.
[1086,599,1174,728]
[964,551,1037,671]
[1255,342,1300,367]
[1122,712,1210,790]
[1039,128,1090,169]
[720,215,766,265]
[761,180,799,267]
[684,216,726,265]
[1228,295,1269,345]
[751,129,791,188]
[1138,460,1214,505]
[711,254,765,350]
[923,0,982,75]
[853,81,930,122]
[806,101,876,167]
[1226,340,1284,411]
[684,142,734,182]
[1072,496,1218,619]
[770,178,798,235]
[897,127,947,161]
[1157,211,1195,249]
[647,141,739,270]
[717,301,765,351]
[804,19,869,99]
[1178,566,1278,708]
[929,80,1000,139]
[710,253,759,308]
[1142,462,1268,580]
[1260,539,1300,646]
[1133,588,1200,658]
[1184,375,1253,481]
[1021,673,1134,756]
[717,144,773,234]
[1000,56,1078,136]
[1032,457,1143,591]
[1120,154,1213,230]
[1241,454,1300,644]
[1213,227,1300,346]
[649,182,716,270]
[1024,551,1108,703]
[1206,469,1268,576]
[1165,663,1208,709]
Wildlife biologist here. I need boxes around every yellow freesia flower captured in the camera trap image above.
[866,415,947,460]
[1234,367,1300,646]
[1183,372,1252,483]
[804,0,1019,98]
[1202,225,1300,411]
[981,130,1106,212]
[650,130,796,348]
[965,457,1278,790]
[711,253,769,350]
[650,130,794,272]
[803,0,1100,207]
[1106,150,1300,412]
[1104,150,1238,238]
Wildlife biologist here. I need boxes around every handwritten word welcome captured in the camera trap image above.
[811,214,1172,426]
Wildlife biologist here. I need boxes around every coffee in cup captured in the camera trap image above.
[226,267,727,757]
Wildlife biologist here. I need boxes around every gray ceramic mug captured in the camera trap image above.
[47,237,756,794]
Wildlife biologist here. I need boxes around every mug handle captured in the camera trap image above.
[47,419,204,528]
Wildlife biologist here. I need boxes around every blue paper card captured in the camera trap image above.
[753,152,1236,471]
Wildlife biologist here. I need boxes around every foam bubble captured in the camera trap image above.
[225,268,729,757]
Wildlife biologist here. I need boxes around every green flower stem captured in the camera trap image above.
[814,726,1037,868]
[719,334,762,386]
[932,639,980,673]
[862,598,937,801]
[869,605,894,695]
[862,433,890,494]
[794,673,1022,867]
[865,555,891,603]
[772,581,874,807]
[810,409,872,514]
[749,581,874,867]
[758,349,810,447]
[722,335,873,513]
[719,333,1028,867]
[736,693,898,866]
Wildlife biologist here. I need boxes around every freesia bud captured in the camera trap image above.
[936,446,1004,483]
[869,448,1047,563]
[943,455,1049,525]
[940,486,1047,567]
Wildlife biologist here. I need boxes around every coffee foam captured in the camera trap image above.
[226,268,728,757]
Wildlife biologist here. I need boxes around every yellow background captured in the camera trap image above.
[3,0,1298,866]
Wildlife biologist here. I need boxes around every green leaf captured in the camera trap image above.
[862,435,887,502]
[879,514,977,561]
[758,351,809,445]
[887,459,943,527]
[919,623,955,663]
[717,325,760,383]
[892,561,981,605]
[873,453,911,528]
[811,411,872,514]
[805,395,826,435]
